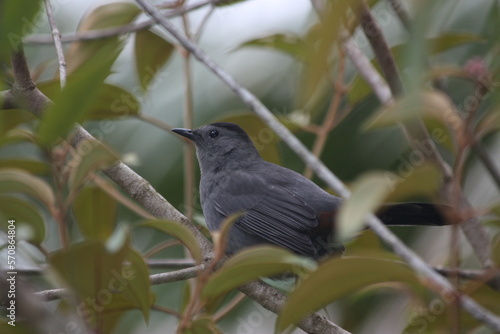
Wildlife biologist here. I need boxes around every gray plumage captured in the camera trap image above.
[172,122,446,259]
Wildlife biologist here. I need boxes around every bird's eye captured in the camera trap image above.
[209,130,219,138]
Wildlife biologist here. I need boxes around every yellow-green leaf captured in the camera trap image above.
[38,42,123,146]
[0,159,50,175]
[38,82,140,120]
[0,1,43,62]
[0,168,55,209]
[72,186,117,241]
[277,256,419,332]
[202,246,316,300]
[50,241,152,329]
[135,29,174,92]
[139,220,202,262]
[68,139,119,190]
[338,172,392,241]
[66,2,141,74]
[365,91,459,130]
[0,196,46,244]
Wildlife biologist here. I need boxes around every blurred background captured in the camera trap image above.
[1,0,499,333]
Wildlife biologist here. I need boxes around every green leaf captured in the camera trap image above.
[38,82,140,120]
[0,168,55,209]
[385,164,442,203]
[276,256,419,332]
[139,220,202,262]
[0,196,46,244]
[476,108,500,139]
[349,33,483,104]
[0,159,50,175]
[211,213,243,257]
[50,241,152,329]
[364,90,460,133]
[185,317,222,334]
[0,128,37,147]
[134,29,174,92]
[0,0,43,61]
[68,139,119,190]
[72,186,117,241]
[119,247,153,323]
[238,34,308,61]
[202,246,316,300]
[66,2,141,74]
[0,109,37,134]
[338,172,392,241]
[38,42,123,146]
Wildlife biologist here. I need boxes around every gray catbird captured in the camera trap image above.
[172,122,447,259]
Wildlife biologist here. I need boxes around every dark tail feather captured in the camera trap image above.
[376,203,448,226]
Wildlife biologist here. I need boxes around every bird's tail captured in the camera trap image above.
[376,203,449,226]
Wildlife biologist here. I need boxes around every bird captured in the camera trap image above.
[172,122,447,260]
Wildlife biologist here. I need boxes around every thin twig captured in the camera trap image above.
[147,258,196,268]
[213,292,247,322]
[193,3,216,43]
[35,265,204,302]
[342,37,393,104]
[43,0,67,87]
[144,240,182,258]
[354,1,404,95]
[134,0,500,330]
[387,0,412,29]
[304,48,346,179]
[471,139,500,190]
[150,265,203,285]
[135,113,175,132]
[24,0,215,45]
[152,304,182,318]
[181,13,196,224]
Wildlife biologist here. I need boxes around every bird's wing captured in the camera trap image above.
[213,172,319,256]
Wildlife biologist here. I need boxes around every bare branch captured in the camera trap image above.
[150,264,203,285]
[387,0,412,29]
[134,0,500,330]
[35,265,203,302]
[342,37,393,104]
[24,0,215,45]
[44,0,67,87]
[471,139,500,191]
[354,1,404,95]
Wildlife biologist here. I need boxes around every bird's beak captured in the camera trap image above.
[172,128,197,141]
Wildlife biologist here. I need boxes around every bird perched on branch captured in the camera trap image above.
[173,122,447,259]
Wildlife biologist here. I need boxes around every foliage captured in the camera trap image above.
[0,0,500,333]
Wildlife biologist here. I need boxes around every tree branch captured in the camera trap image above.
[133,0,500,330]
[44,0,67,87]
[34,265,203,302]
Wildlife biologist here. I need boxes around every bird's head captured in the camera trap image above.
[172,122,262,173]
